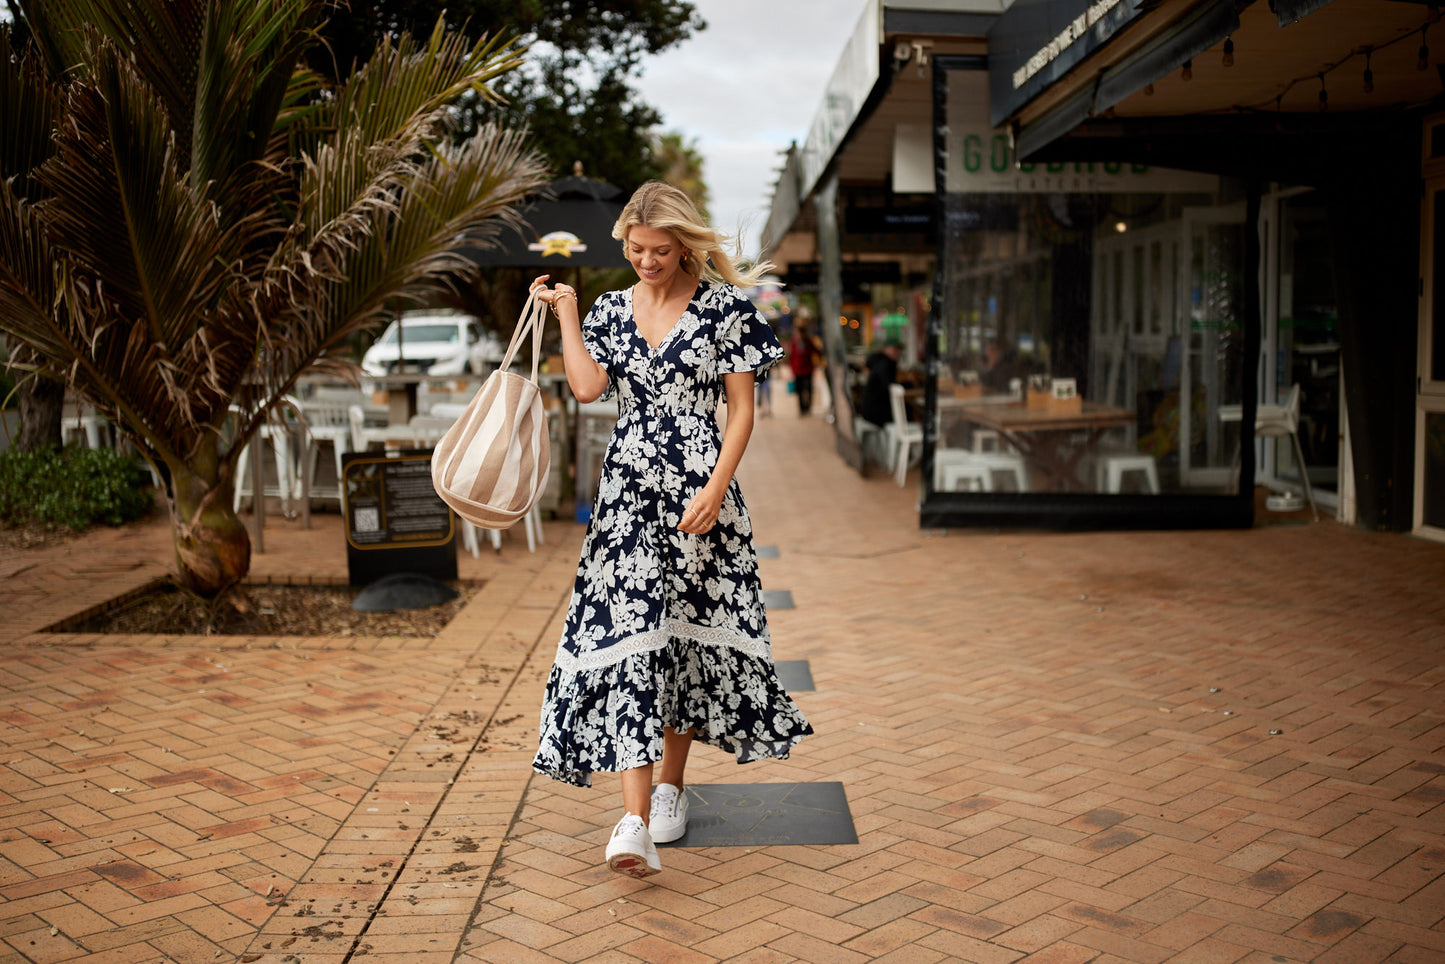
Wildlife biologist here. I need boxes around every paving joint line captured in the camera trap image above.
[332,571,570,964]
[453,768,538,956]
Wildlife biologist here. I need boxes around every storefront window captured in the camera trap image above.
[932,190,1241,496]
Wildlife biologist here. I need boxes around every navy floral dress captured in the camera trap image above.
[533,279,813,787]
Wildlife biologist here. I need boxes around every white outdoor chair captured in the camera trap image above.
[233,397,303,517]
[348,404,414,454]
[886,383,923,486]
[296,399,354,503]
[1219,383,1317,520]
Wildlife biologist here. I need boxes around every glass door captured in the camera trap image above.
[1416,149,1445,540]
[1178,206,1248,489]
[1267,190,1340,506]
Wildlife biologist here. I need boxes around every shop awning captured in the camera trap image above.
[988,0,1239,159]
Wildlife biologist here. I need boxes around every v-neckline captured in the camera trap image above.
[629,280,703,353]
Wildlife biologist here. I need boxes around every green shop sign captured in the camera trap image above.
[893,124,1219,195]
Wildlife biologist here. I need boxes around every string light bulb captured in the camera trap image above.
[1363,49,1374,93]
[1318,72,1328,111]
[1222,38,1235,68]
[1421,26,1431,71]
[1144,82,1155,96]
[1181,59,1193,81]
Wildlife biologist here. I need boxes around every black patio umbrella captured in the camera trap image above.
[463,171,631,269]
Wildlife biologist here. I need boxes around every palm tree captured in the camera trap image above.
[0,0,549,596]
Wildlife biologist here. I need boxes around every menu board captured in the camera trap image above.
[342,452,457,585]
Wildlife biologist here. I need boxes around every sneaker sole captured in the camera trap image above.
[607,854,660,878]
[648,822,685,844]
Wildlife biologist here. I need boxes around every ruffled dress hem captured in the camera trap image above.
[532,635,814,789]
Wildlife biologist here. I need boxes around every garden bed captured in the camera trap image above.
[52,579,480,638]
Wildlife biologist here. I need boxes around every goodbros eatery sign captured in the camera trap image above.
[892,122,1218,195]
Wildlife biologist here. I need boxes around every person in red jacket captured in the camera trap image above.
[786,320,821,415]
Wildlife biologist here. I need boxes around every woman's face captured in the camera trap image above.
[626,225,686,292]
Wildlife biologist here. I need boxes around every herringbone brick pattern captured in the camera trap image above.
[1,403,1442,963]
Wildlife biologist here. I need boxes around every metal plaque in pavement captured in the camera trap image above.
[656,782,857,848]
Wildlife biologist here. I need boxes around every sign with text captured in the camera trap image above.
[892,68,1218,195]
[987,0,1143,126]
[342,452,457,586]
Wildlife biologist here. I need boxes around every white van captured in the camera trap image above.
[361,312,484,377]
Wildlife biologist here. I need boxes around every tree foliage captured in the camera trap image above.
[319,0,704,189]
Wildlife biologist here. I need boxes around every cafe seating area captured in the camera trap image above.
[52,371,582,556]
[877,369,1168,496]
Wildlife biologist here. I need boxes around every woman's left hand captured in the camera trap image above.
[678,485,725,534]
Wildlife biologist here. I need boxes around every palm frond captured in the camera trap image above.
[192,0,328,195]
[287,20,525,160]
[0,177,65,358]
[0,27,64,195]
[0,179,184,467]
[17,0,208,152]
[256,123,547,405]
[38,41,234,355]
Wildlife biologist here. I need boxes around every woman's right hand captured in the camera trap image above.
[530,274,575,310]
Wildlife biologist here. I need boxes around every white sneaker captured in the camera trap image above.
[605,813,661,878]
[649,783,689,844]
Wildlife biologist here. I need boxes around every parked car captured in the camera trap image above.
[361,312,484,377]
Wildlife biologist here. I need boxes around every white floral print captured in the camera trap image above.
[533,280,813,787]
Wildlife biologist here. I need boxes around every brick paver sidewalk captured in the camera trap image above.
[2,405,1442,964]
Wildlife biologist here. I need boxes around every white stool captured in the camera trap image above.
[935,448,1029,492]
[938,461,991,492]
[1096,454,1159,494]
[974,452,1029,491]
[972,429,1003,453]
[934,449,990,492]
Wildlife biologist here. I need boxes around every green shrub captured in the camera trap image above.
[0,445,154,531]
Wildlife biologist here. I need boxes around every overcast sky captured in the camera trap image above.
[632,0,871,258]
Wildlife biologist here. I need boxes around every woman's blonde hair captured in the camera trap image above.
[613,181,776,289]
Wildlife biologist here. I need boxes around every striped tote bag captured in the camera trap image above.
[431,292,551,529]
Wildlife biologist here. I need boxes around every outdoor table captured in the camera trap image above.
[939,397,1136,491]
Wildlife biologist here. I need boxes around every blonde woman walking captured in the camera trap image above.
[529,181,811,878]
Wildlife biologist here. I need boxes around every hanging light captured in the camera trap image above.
[1363,49,1374,94]
[1222,38,1235,68]
[1181,59,1193,81]
[1317,72,1328,111]
[1420,26,1431,71]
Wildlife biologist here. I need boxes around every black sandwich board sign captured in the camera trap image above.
[342,451,457,586]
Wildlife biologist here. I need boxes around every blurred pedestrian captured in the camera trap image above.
[528,181,812,879]
[860,339,902,427]
[787,319,820,415]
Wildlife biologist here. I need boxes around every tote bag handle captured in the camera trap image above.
[497,289,548,383]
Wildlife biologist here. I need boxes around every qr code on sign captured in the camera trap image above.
[354,507,380,533]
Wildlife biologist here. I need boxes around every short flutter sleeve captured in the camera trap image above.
[717,287,785,380]
[581,297,617,401]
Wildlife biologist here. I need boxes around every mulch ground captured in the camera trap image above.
[60,580,479,638]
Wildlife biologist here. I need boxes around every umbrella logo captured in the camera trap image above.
[528,231,589,258]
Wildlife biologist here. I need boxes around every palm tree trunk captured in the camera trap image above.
[15,376,63,452]
[168,435,250,597]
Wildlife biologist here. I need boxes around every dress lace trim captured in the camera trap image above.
[553,618,773,675]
